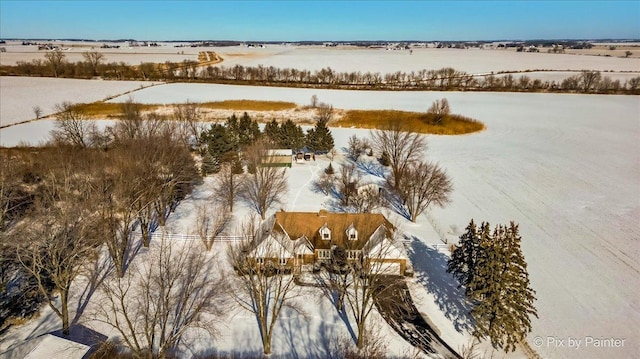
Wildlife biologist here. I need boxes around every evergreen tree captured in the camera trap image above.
[263,119,281,144]
[200,124,234,170]
[201,150,218,174]
[231,156,244,174]
[447,219,480,289]
[464,222,538,353]
[280,119,305,151]
[325,162,335,175]
[305,128,318,152]
[306,117,334,152]
[225,114,240,150]
[238,112,261,147]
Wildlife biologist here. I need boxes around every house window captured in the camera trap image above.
[348,250,361,260]
[346,225,358,241]
[318,249,331,259]
[320,225,331,240]
[256,257,264,264]
[279,257,287,265]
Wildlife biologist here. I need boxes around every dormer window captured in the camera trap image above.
[320,224,331,240]
[346,223,358,241]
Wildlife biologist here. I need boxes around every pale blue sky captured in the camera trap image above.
[1,1,638,41]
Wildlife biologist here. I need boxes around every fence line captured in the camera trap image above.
[425,212,448,244]
[433,243,451,252]
[129,231,252,242]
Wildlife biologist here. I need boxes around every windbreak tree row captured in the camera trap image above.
[3,49,639,94]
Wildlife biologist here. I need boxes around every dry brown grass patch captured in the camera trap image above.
[335,110,484,135]
[199,100,297,111]
[73,102,159,117]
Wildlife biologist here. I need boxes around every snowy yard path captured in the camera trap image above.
[289,161,321,211]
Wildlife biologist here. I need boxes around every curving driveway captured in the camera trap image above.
[375,279,461,359]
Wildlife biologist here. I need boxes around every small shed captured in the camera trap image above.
[262,149,293,168]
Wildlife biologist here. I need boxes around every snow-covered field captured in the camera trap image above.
[0,76,161,126]
[0,42,200,66]
[216,45,640,75]
[111,84,640,359]
[1,80,638,358]
[2,43,639,81]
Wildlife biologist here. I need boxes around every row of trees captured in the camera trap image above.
[448,220,538,353]
[3,50,639,94]
[0,101,202,336]
[313,123,454,223]
[200,106,334,174]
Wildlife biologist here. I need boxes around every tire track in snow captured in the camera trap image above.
[290,161,320,211]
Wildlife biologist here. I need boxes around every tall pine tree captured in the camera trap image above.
[306,117,334,152]
[449,220,537,353]
[448,219,480,289]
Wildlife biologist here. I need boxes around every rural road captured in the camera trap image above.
[376,279,461,359]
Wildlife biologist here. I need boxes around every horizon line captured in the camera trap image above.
[3,38,640,43]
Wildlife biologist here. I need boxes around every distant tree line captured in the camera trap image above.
[2,50,639,94]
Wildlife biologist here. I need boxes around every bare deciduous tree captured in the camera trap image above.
[228,219,302,355]
[579,70,602,93]
[32,105,42,119]
[370,123,427,191]
[44,49,66,77]
[315,102,334,123]
[352,184,384,213]
[195,202,230,251]
[82,50,105,76]
[427,98,450,124]
[14,151,99,335]
[96,237,228,357]
[239,139,288,220]
[51,102,94,148]
[15,211,97,336]
[313,171,335,196]
[215,162,243,212]
[337,162,360,207]
[397,161,453,222]
[173,100,203,148]
[327,147,338,162]
[115,98,143,140]
[344,237,399,349]
[97,154,146,278]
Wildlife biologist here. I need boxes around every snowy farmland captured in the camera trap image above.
[112,84,640,359]
[2,42,639,82]
[0,79,638,358]
[0,76,161,126]
[215,45,640,77]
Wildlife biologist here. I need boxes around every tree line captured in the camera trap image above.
[199,104,335,175]
[2,49,639,94]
